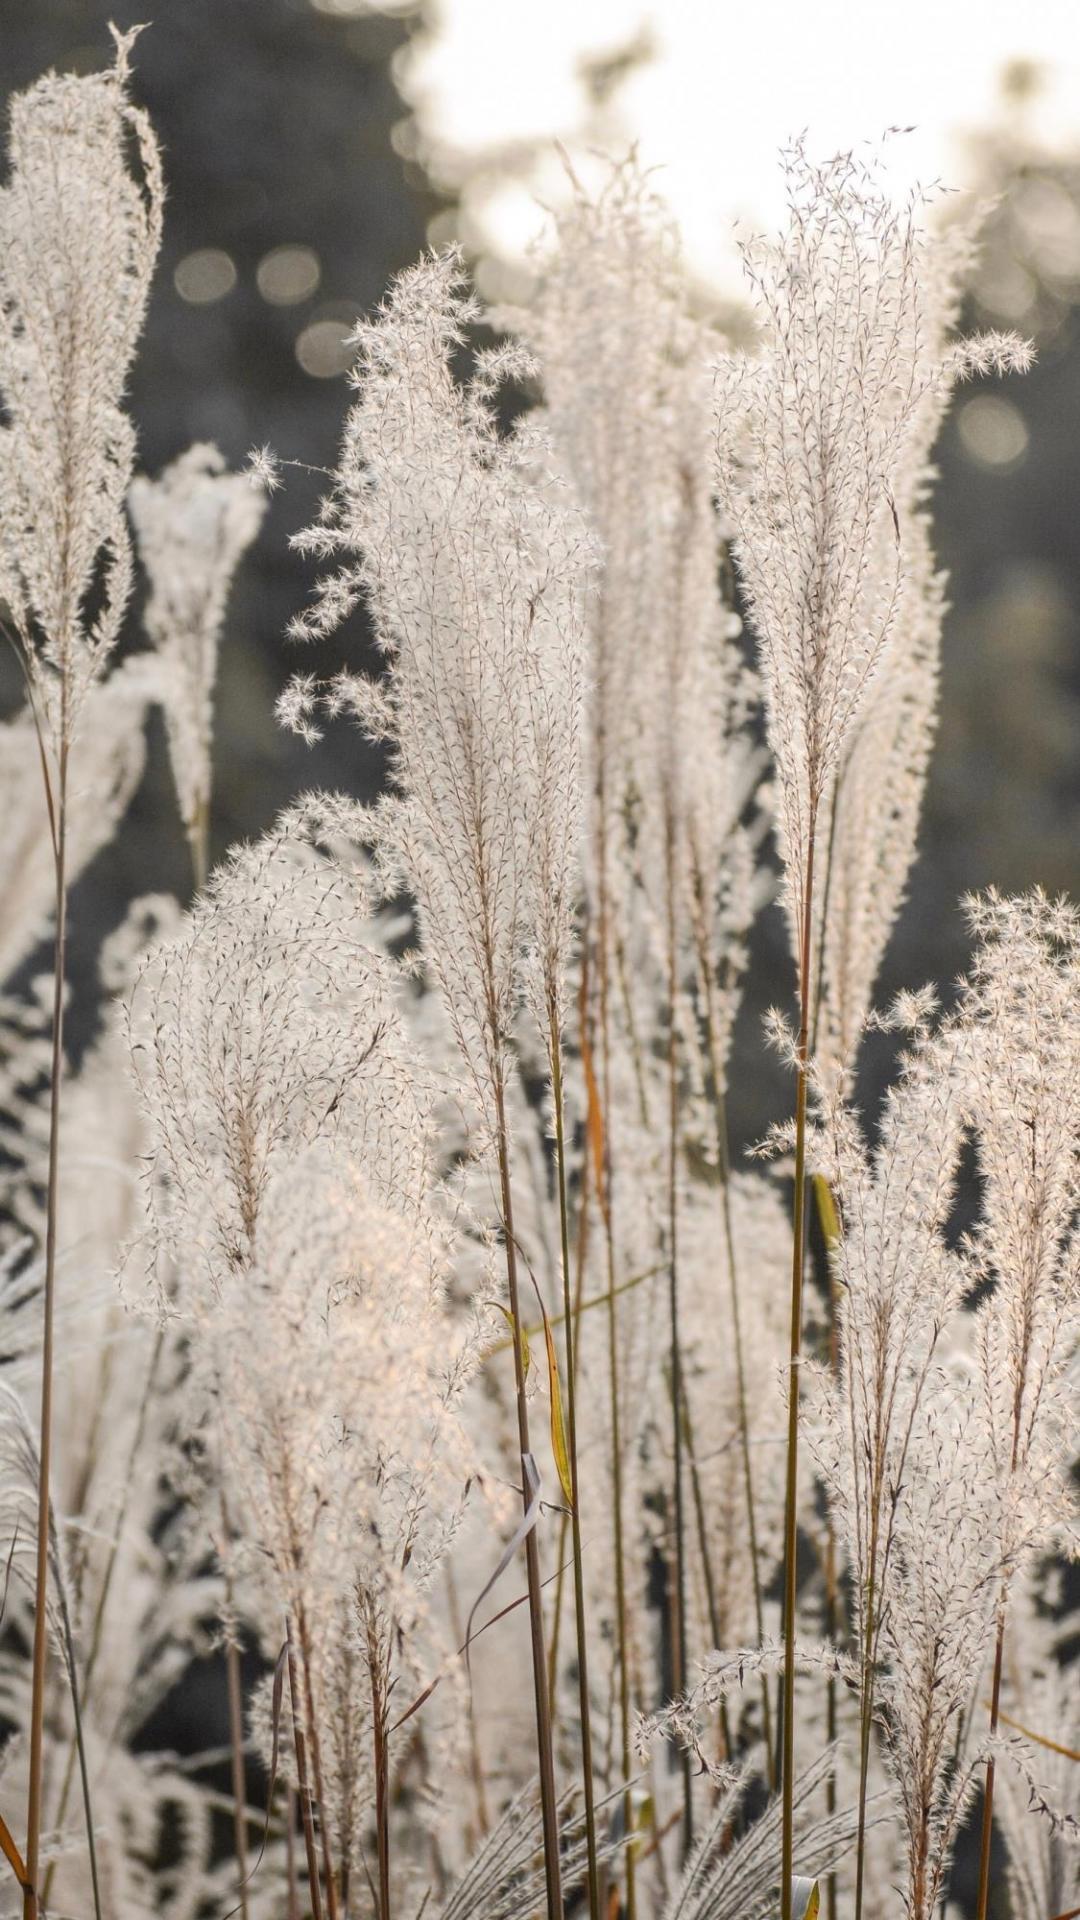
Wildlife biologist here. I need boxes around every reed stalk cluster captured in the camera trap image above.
[0,34,1073,1920]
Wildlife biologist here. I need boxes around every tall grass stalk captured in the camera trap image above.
[286,1786,300,1920]
[221,1496,250,1920]
[296,1597,341,1920]
[190,729,252,1917]
[678,1390,735,1770]
[974,1454,1020,1918]
[363,1595,393,1920]
[690,892,774,1785]
[42,1323,166,1912]
[594,847,636,1920]
[24,723,67,1920]
[549,1012,601,1920]
[664,851,692,1859]
[286,1617,325,1920]
[491,1066,565,1920]
[780,824,817,1920]
[812,782,843,1920]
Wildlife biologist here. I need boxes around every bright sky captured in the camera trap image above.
[382,0,1080,288]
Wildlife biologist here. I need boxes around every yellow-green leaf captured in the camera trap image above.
[812,1174,841,1250]
[542,1310,574,1509]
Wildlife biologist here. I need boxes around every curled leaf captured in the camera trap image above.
[791,1877,820,1920]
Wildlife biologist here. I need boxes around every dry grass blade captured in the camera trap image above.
[437,1779,625,1920]
[665,1749,869,1920]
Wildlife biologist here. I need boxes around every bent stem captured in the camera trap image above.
[549,1014,601,1920]
[492,1065,564,1920]
[25,731,68,1920]
[780,822,817,1920]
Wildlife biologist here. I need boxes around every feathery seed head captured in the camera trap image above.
[0,35,162,753]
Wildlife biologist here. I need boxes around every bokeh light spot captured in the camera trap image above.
[174,248,237,304]
[295,318,353,377]
[957,394,1030,470]
[257,245,322,306]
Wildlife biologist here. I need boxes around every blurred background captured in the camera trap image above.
[2,0,1080,1138]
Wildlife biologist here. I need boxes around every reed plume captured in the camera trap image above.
[711,141,1031,1916]
[0,34,161,1914]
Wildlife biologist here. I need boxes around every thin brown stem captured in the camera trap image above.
[366,1616,392,1920]
[550,1016,601,1920]
[713,1087,775,1785]
[492,1065,564,1920]
[780,822,817,1920]
[591,879,634,1920]
[221,1494,250,1920]
[974,1595,1007,1919]
[679,1385,735,1772]
[445,1565,489,1842]
[296,1598,340,1920]
[25,737,68,1920]
[43,1325,167,1911]
[287,1618,325,1920]
[664,870,692,1860]
[810,784,842,1920]
[853,1505,881,1920]
[286,1786,300,1920]
[691,879,773,1784]
[976,1210,1033,1920]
